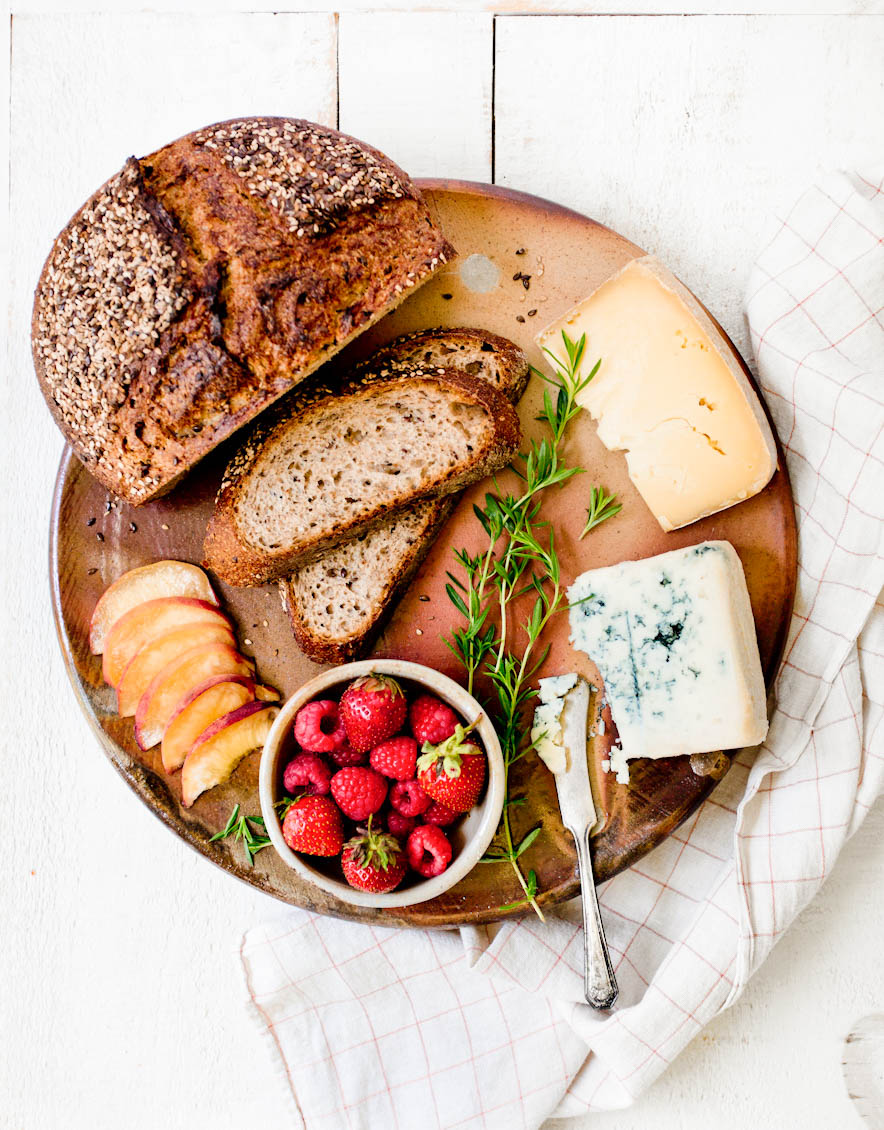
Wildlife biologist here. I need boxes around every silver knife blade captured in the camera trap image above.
[555,678,596,832]
[555,677,619,1010]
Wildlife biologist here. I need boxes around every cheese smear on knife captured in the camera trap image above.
[567,541,768,782]
[536,256,777,531]
[531,673,579,774]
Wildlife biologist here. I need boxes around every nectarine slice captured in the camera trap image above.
[134,643,254,750]
[181,701,279,808]
[102,598,232,687]
[161,676,256,773]
[116,622,236,717]
[256,685,281,702]
[90,561,217,655]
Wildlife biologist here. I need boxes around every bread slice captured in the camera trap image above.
[32,118,454,505]
[203,365,522,586]
[278,329,529,662]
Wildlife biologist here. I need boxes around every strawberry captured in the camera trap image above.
[410,694,459,745]
[330,766,388,821]
[341,819,407,893]
[416,722,486,813]
[339,674,407,753]
[370,736,418,780]
[406,825,452,878]
[282,795,343,856]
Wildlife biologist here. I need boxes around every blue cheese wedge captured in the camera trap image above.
[531,673,578,773]
[568,541,768,780]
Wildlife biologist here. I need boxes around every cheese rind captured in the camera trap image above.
[567,541,768,771]
[536,256,777,531]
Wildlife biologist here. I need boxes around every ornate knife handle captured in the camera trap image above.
[571,824,619,1010]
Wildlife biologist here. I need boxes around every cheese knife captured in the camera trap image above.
[557,677,619,1010]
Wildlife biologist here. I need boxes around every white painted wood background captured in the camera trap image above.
[3,2,883,1127]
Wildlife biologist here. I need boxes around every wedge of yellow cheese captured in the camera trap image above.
[536,256,777,531]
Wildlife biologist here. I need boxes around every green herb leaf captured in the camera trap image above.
[445,583,469,619]
[515,827,542,857]
[210,803,241,842]
[210,804,273,866]
[580,486,622,538]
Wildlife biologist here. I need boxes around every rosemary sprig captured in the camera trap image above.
[445,331,603,919]
[580,486,622,538]
[210,803,272,866]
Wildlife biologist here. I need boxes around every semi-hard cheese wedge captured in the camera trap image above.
[536,256,777,531]
[567,541,768,781]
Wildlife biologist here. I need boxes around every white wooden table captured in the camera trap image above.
[3,2,883,1126]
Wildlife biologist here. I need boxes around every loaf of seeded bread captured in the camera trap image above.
[203,366,522,587]
[31,118,454,505]
[278,329,529,662]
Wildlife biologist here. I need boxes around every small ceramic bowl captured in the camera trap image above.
[259,658,505,909]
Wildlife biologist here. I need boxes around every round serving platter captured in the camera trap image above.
[50,179,797,928]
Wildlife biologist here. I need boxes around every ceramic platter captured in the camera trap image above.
[50,180,797,928]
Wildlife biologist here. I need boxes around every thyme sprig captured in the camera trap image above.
[445,332,601,919]
[580,486,622,538]
[210,803,271,865]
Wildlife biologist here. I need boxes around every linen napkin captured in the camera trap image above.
[240,169,884,1129]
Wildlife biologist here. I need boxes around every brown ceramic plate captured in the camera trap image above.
[49,179,797,928]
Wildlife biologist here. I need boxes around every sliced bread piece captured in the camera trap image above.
[350,327,531,398]
[278,329,529,662]
[203,366,522,586]
[280,498,456,663]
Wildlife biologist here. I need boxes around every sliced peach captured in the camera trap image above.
[256,685,280,702]
[102,597,232,687]
[161,676,256,773]
[181,701,279,808]
[116,623,236,717]
[89,561,217,655]
[134,643,254,750]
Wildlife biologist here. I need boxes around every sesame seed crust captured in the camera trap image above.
[31,159,196,499]
[191,117,411,238]
[32,118,456,505]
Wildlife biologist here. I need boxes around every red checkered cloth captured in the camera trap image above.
[240,170,884,1129]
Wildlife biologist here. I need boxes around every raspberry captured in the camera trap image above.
[409,694,460,745]
[406,825,452,878]
[385,809,417,839]
[329,743,367,768]
[330,767,388,821]
[282,753,331,796]
[282,796,343,856]
[389,779,431,818]
[370,736,418,780]
[423,799,458,827]
[293,700,347,754]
